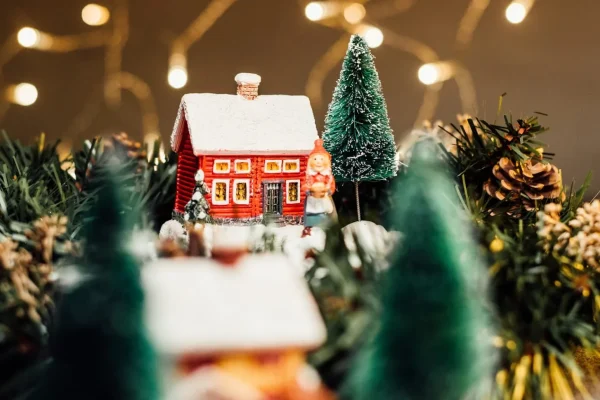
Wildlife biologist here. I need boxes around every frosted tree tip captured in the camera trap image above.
[349,34,367,49]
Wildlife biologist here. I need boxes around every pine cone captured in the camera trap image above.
[484,157,563,214]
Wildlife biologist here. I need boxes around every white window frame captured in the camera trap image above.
[213,159,231,174]
[264,160,282,173]
[286,180,301,204]
[283,159,300,173]
[212,179,230,205]
[233,179,251,205]
[234,159,251,174]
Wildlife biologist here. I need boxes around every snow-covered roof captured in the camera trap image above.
[142,254,327,356]
[171,94,319,155]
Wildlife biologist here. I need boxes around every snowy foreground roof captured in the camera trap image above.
[142,254,327,356]
[171,94,319,155]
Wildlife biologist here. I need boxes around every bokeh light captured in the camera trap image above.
[9,83,39,106]
[505,2,527,24]
[168,67,188,89]
[17,27,41,48]
[418,64,440,85]
[344,3,366,24]
[361,26,384,48]
[82,4,111,26]
[305,2,325,21]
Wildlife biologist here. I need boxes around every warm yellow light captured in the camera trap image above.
[168,67,188,89]
[305,2,325,21]
[8,83,39,106]
[505,0,533,24]
[418,62,455,85]
[505,3,526,23]
[361,26,384,48]
[344,3,366,24]
[17,27,41,48]
[418,64,440,85]
[82,4,111,26]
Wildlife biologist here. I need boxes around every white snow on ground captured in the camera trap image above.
[159,219,186,242]
[157,220,397,273]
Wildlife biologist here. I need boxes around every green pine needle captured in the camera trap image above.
[323,35,397,182]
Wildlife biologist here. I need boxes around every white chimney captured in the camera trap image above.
[235,73,261,100]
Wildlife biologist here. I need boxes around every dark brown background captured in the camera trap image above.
[0,0,598,197]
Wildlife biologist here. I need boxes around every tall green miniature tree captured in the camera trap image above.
[30,169,159,400]
[348,140,495,400]
[323,34,397,221]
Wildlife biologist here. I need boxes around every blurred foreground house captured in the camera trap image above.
[142,253,332,399]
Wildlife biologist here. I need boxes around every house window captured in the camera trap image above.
[264,160,282,173]
[233,179,250,204]
[286,180,301,204]
[213,160,231,173]
[283,159,300,173]
[235,159,251,173]
[212,180,229,205]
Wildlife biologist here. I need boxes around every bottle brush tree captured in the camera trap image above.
[348,140,496,400]
[184,168,212,225]
[323,34,397,221]
[30,167,159,400]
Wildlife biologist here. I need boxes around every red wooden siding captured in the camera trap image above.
[203,156,255,219]
[175,145,309,220]
[174,124,199,213]
[201,154,308,219]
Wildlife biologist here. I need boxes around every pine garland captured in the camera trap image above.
[441,115,599,398]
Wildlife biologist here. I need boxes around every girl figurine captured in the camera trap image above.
[303,139,337,236]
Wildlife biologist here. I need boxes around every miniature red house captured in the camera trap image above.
[170,73,319,225]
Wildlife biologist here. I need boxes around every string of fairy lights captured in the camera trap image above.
[0,0,536,143]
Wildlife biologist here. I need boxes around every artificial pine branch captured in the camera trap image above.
[443,114,600,398]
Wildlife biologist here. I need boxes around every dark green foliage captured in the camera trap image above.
[323,35,396,183]
[183,171,212,224]
[73,138,177,234]
[444,116,554,220]
[0,132,176,238]
[306,226,382,390]
[0,132,173,397]
[443,114,599,397]
[30,169,159,400]
[0,132,78,224]
[331,181,391,226]
[349,140,494,400]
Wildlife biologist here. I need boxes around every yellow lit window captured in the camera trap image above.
[235,159,251,173]
[283,160,300,173]
[213,160,231,173]
[233,180,250,204]
[212,180,229,205]
[286,180,300,204]
[265,160,282,173]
